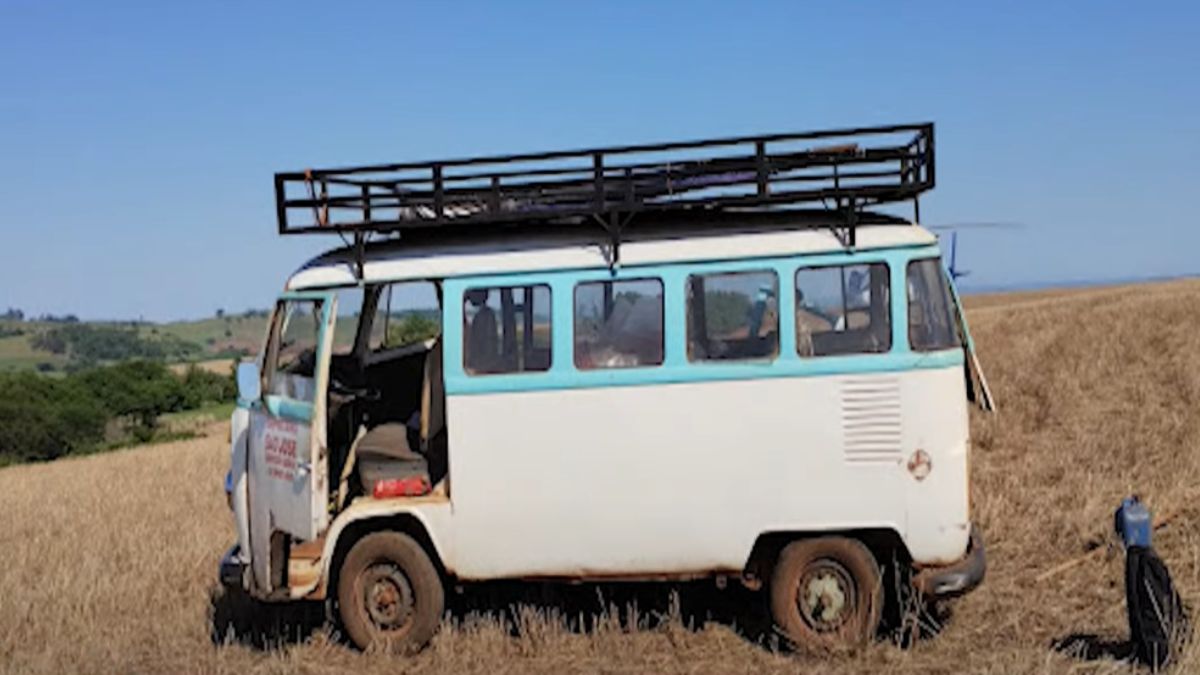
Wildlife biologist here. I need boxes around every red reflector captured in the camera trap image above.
[372,476,432,499]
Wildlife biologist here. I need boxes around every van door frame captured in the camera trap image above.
[246,289,336,594]
[945,276,995,412]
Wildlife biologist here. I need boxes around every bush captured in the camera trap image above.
[0,373,108,462]
[31,330,68,354]
[0,360,236,464]
[77,361,186,435]
[387,314,440,346]
[180,366,237,410]
[30,325,202,365]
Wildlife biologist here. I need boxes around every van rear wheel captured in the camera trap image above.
[337,531,444,652]
[769,537,882,652]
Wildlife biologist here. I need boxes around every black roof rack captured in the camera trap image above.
[274,122,933,270]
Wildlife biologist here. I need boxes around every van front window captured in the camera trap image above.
[907,258,961,351]
[369,282,442,352]
[269,299,323,402]
[330,287,366,355]
[462,285,552,375]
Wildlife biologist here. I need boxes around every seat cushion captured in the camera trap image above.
[356,423,420,461]
[359,453,427,488]
[355,423,428,492]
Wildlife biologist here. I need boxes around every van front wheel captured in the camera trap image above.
[769,537,882,652]
[337,531,444,652]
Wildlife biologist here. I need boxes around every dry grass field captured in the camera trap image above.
[1,280,1197,674]
[169,358,238,377]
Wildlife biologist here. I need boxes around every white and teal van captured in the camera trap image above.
[220,124,991,652]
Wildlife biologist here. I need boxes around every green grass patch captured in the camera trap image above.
[153,316,268,353]
[160,400,236,425]
[0,334,68,372]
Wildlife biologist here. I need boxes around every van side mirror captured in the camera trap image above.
[236,362,261,403]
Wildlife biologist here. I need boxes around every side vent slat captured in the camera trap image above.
[842,377,902,462]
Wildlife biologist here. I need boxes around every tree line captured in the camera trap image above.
[0,361,235,465]
[30,324,203,369]
[3,308,79,323]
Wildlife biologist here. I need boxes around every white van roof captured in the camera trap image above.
[286,217,937,290]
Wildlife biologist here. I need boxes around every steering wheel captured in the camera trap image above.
[328,375,379,401]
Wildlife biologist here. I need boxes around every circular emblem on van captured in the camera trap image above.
[907,450,932,481]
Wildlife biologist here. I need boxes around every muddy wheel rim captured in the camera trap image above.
[361,562,415,634]
[796,559,857,633]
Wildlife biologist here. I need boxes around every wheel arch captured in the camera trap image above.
[743,527,911,583]
[318,506,452,601]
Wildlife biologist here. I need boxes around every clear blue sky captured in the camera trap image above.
[2,1,1197,321]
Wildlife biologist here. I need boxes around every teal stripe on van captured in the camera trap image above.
[265,395,314,421]
[444,349,963,396]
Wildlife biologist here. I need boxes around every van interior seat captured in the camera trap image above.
[419,338,447,484]
[356,423,418,460]
[355,423,428,494]
[355,337,447,493]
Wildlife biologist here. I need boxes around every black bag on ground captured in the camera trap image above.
[1125,545,1190,670]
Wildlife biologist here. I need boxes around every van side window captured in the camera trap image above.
[686,270,779,362]
[795,263,891,357]
[462,285,552,375]
[368,281,441,352]
[574,279,664,369]
[907,258,961,351]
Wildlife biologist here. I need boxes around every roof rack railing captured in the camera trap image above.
[274,122,933,273]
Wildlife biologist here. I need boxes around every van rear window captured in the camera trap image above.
[907,259,961,351]
[686,270,779,362]
[462,285,552,375]
[795,263,891,357]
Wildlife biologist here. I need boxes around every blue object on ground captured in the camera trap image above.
[1115,496,1153,549]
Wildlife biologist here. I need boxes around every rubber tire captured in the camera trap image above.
[337,531,444,653]
[769,537,883,652]
[208,583,259,646]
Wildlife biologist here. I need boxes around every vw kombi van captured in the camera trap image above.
[219,123,991,652]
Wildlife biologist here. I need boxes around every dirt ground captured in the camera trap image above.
[0,280,1196,674]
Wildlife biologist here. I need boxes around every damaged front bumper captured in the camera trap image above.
[912,525,986,597]
[219,545,249,590]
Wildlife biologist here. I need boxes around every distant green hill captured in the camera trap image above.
[0,330,70,372]
[0,308,433,373]
[151,315,270,356]
[0,315,270,373]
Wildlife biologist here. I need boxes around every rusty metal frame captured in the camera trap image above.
[274,123,934,245]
